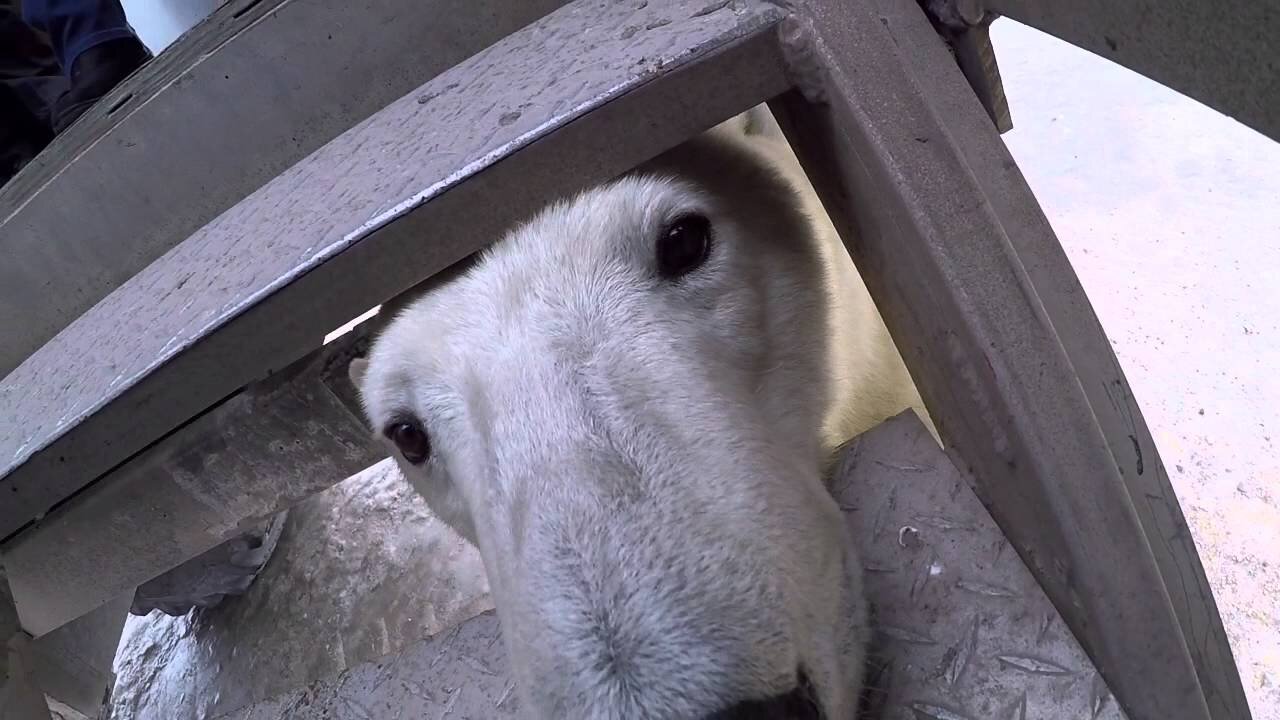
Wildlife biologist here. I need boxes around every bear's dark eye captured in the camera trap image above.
[384,420,430,465]
[656,214,712,279]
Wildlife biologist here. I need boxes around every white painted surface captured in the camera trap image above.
[993,19,1280,719]
[120,0,223,53]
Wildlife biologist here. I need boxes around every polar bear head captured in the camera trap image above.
[354,129,865,719]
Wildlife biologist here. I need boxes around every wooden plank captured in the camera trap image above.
[873,1,1251,716]
[0,0,790,539]
[0,0,570,378]
[767,0,1215,717]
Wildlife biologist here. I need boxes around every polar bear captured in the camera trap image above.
[352,108,927,719]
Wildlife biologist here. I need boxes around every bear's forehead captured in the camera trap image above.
[400,175,708,333]
[486,174,703,272]
[367,174,708,405]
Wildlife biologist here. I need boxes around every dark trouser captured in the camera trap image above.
[1,1,59,178]
[1,1,64,120]
[21,0,134,73]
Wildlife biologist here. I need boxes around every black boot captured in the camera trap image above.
[52,35,149,133]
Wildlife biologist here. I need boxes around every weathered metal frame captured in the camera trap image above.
[0,0,573,378]
[0,0,792,542]
[771,1,1248,717]
[0,0,1255,717]
[984,0,1279,144]
[872,2,1249,714]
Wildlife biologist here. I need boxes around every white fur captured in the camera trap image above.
[355,110,926,719]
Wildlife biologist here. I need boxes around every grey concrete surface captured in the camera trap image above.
[992,19,1280,720]
[29,592,131,718]
[106,460,490,720]
[2,572,52,720]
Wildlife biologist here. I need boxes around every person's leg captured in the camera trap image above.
[1,2,58,186]
[20,0,134,72]
[1,1,65,118]
[1,82,53,186]
[21,0,148,132]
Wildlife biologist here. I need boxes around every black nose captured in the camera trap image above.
[703,673,822,720]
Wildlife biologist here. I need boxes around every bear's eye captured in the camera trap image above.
[384,419,430,465]
[656,213,712,279]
